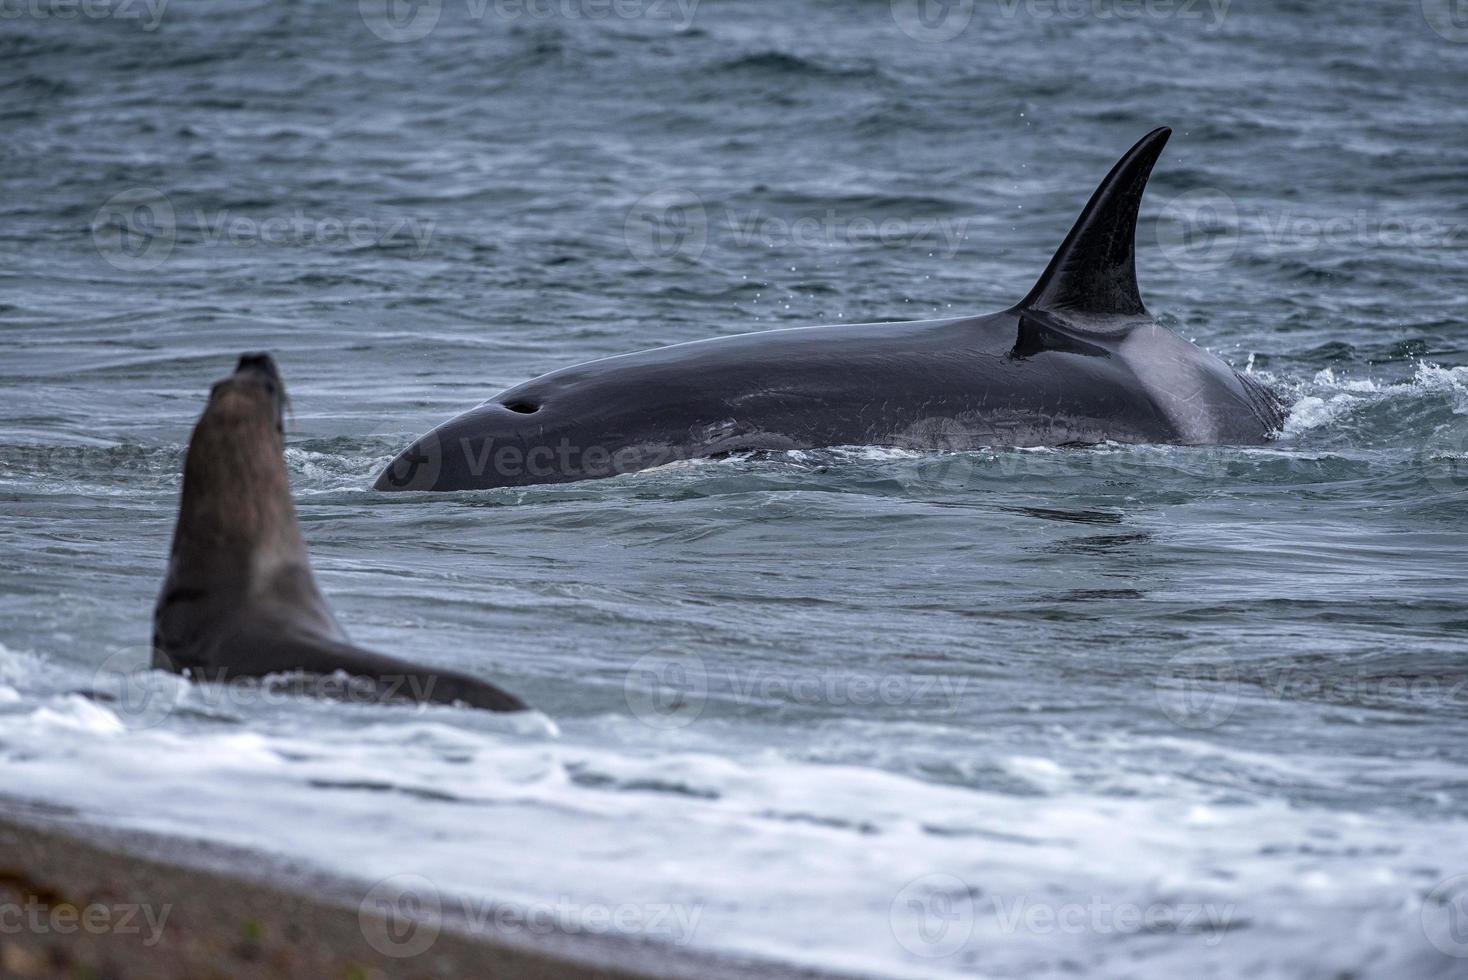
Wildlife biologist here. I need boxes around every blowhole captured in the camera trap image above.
[504,400,540,414]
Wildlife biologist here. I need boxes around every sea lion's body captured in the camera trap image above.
[154,353,526,712]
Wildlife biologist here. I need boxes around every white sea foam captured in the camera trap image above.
[0,642,45,688]
[1413,362,1468,412]
[0,700,1462,978]
[30,695,125,735]
[1282,393,1359,436]
[1282,361,1468,436]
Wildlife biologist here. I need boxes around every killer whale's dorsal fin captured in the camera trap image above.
[1018,127,1172,319]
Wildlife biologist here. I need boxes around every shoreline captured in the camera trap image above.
[0,798,858,980]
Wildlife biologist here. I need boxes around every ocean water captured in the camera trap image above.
[3,1,1468,976]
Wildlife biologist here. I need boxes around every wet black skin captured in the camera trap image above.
[376,128,1286,493]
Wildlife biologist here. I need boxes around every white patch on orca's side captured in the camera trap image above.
[1120,323,1225,445]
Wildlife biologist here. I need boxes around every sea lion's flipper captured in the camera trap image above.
[199,624,529,713]
[1018,127,1171,319]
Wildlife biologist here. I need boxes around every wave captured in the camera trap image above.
[711,50,881,81]
[1280,362,1468,441]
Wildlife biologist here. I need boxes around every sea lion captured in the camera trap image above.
[153,353,527,712]
[376,127,1286,492]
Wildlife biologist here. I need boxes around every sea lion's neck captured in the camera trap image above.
[168,411,311,594]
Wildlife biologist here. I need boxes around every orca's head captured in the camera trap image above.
[373,355,743,491]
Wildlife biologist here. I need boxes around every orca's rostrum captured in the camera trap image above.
[377,128,1286,492]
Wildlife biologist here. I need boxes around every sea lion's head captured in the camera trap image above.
[172,352,303,569]
[208,352,287,440]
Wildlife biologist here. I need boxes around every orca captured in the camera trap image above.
[376,128,1285,492]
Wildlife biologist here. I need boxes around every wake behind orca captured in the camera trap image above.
[377,128,1286,492]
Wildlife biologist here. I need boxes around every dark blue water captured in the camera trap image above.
[3,1,1468,976]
